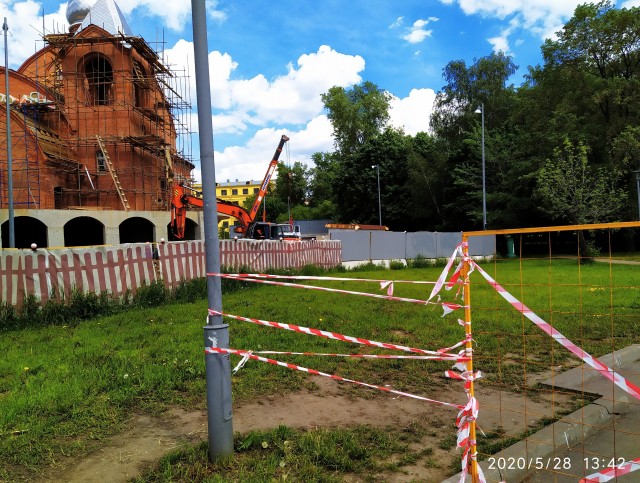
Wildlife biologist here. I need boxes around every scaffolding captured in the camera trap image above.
[0,22,193,212]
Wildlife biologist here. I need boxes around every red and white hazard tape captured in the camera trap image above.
[212,272,437,285]
[205,345,465,409]
[472,261,640,402]
[428,242,465,302]
[580,456,640,482]
[447,363,486,483]
[209,309,466,357]
[246,350,470,361]
[209,273,464,314]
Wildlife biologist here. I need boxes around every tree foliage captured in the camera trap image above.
[321,81,392,155]
[535,139,626,224]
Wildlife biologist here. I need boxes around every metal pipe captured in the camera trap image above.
[4,18,15,248]
[480,103,486,230]
[461,236,479,482]
[191,0,234,461]
[373,164,381,226]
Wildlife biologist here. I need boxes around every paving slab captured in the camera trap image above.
[444,345,640,483]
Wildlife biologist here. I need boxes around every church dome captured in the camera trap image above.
[66,0,97,26]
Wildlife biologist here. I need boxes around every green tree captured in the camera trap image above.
[321,81,392,155]
[431,52,518,143]
[308,152,338,206]
[518,1,640,223]
[333,128,411,229]
[275,161,309,207]
[405,132,448,229]
[535,139,626,225]
[430,52,522,229]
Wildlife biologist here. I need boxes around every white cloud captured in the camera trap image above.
[389,16,403,28]
[231,45,365,126]
[487,17,520,54]
[212,115,333,183]
[0,1,67,66]
[389,88,436,135]
[169,44,365,133]
[167,45,362,135]
[488,34,510,53]
[620,0,640,7]
[402,18,437,44]
[441,0,583,46]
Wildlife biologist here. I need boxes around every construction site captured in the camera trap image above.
[0,0,199,248]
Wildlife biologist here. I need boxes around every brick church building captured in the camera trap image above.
[0,0,197,248]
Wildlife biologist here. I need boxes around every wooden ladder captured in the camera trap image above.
[96,135,130,211]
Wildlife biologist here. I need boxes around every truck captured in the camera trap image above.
[170,135,314,241]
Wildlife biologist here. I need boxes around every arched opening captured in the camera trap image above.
[119,217,155,243]
[1,217,48,248]
[167,218,198,241]
[84,55,113,106]
[64,217,105,247]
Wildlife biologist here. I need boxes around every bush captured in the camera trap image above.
[389,260,406,270]
[172,278,207,303]
[347,262,384,272]
[133,281,168,308]
[407,254,432,269]
[0,302,18,329]
[299,264,324,276]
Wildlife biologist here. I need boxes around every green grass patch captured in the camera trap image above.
[1,259,639,480]
[133,424,425,482]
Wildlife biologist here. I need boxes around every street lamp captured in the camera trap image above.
[474,103,487,230]
[4,18,15,247]
[372,164,382,226]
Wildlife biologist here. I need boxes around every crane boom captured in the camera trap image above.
[249,134,289,221]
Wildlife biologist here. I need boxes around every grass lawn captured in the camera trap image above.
[1,259,639,481]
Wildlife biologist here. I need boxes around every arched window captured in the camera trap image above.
[84,55,113,105]
[96,150,106,171]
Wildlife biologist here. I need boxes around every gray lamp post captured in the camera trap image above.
[4,18,15,247]
[474,103,487,230]
[372,164,382,226]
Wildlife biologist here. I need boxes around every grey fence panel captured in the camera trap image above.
[331,230,373,261]
[406,232,437,258]
[436,232,463,258]
[329,229,495,261]
[371,231,406,260]
[468,234,496,257]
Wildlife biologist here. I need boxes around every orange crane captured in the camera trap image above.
[170,135,294,239]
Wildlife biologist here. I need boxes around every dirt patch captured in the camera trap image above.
[37,378,573,483]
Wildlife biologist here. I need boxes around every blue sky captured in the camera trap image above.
[2,0,639,183]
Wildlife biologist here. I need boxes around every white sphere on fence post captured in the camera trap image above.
[30,243,37,251]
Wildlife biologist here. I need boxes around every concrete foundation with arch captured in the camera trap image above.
[0,209,206,249]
